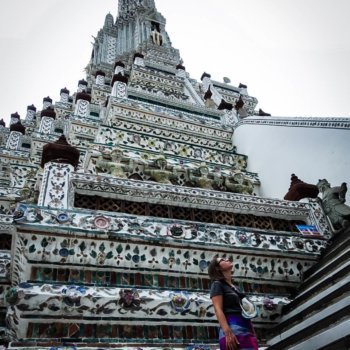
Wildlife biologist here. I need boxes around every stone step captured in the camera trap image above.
[283,258,349,315]
[267,278,349,338]
[303,231,350,280]
[293,249,350,302]
[267,298,350,349]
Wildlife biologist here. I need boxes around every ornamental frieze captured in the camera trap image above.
[5,284,289,340]
[235,116,350,130]
[91,83,111,105]
[69,123,98,138]
[115,93,224,124]
[0,151,28,166]
[12,230,316,286]
[95,128,242,167]
[129,79,190,102]
[109,119,233,149]
[108,97,224,130]
[98,123,233,152]
[53,106,72,119]
[131,69,184,89]
[13,206,326,255]
[6,164,37,188]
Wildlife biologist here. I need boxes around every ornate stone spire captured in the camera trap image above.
[118,0,156,16]
[114,0,175,60]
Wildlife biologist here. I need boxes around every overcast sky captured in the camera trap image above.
[0,0,349,124]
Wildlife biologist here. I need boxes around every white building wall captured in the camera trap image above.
[233,121,350,202]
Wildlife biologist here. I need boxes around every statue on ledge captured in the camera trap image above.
[317,179,350,230]
[96,147,128,179]
[145,155,177,184]
[188,163,216,190]
[224,171,254,195]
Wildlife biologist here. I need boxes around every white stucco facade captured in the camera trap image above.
[233,117,350,202]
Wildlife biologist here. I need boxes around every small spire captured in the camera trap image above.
[27,104,37,112]
[10,120,26,135]
[118,0,156,16]
[43,96,52,103]
[104,12,114,28]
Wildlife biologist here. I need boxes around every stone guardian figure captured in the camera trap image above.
[317,179,350,230]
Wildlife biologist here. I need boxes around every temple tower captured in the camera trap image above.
[0,1,349,350]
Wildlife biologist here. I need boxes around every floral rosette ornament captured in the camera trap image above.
[167,224,184,238]
[119,289,141,310]
[236,231,249,245]
[56,212,70,224]
[62,286,87,307]
[263,297,277,311]
[169,292,190,312]
[93,215,110,229]
[13,203,28,222]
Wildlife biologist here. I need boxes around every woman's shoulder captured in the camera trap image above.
[211,279,225,287]
[210,279,225,296]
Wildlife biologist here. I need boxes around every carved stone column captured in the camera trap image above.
[114,61,125,75]
[60,87,70,103]
[77,79,88,93]
[176,64,186,78]
[42,96,52,110]
[111,74,128,98]
[6,121,25,150]
[39,107,56,134]
[74,91,91,117]
[25,105,36,122]
[9,112,20,126]
[95,70,106,85]
[201,72,212,94]
[133,53,145,66]
[38,135,80,209]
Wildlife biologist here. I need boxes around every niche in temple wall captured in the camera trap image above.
[150,21,163,46]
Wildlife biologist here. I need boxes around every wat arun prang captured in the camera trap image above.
[0,1,349,349]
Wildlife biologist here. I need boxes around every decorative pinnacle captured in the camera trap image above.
[118,0,156,15]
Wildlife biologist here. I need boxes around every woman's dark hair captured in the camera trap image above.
[208,255,225,281]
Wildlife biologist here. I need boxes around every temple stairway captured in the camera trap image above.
[266,227,350,350]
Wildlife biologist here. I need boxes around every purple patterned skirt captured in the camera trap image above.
[218,314,259,350]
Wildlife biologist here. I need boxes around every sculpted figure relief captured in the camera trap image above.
[96,147,128,178]
[188,163,215,190]
[224,171,254,195]
[317,179,350,230]
[145,155,177,184]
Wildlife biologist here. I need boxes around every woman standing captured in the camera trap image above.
[208,256,259,350]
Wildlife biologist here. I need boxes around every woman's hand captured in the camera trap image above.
[225,330,240,350]
[211,295,240,349]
